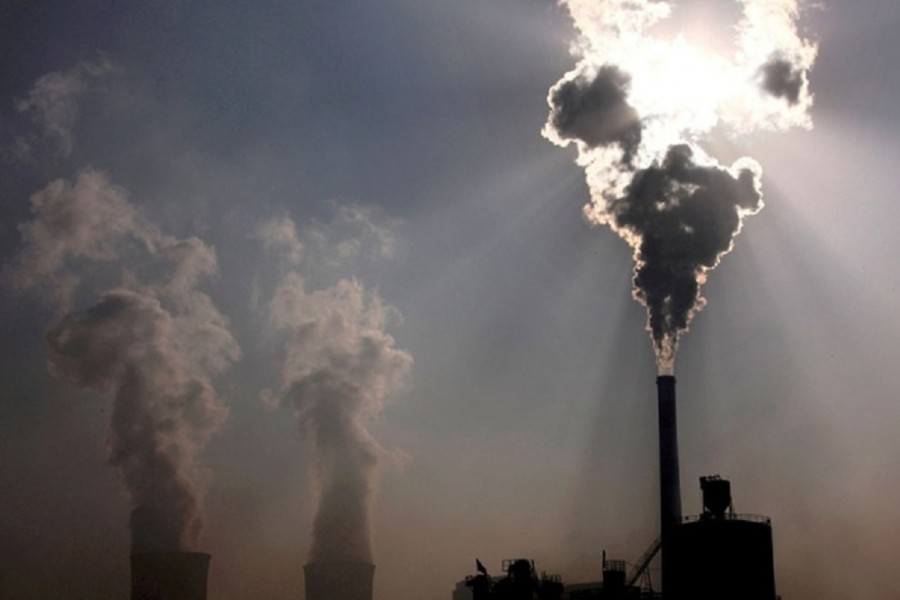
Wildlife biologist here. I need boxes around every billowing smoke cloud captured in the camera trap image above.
[259,214,411,564]
[45,289,232,551]
[547,64,642,164]
[11,169,239,551]
[9,168,156,307]
[545,0,816,373]
[611,145,762,368]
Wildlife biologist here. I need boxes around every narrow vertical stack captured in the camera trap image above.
[656,374,682,592]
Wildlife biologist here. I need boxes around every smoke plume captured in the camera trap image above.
[259,214,411,564]
[548,64,642,164]
[12,169,239,551]
[12,58,114,160]
[545,0,816,373]
[9,168,157,308]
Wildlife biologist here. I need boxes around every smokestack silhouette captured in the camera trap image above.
[304,562,375,600]
[131,552,210,600]
[657,375,682,589]
[657,375,682,528]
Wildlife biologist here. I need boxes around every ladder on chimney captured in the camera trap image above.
[626,534,661,589]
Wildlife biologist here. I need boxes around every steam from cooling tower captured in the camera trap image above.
[259,214,411,565]
[544,0,817,374]
[11,169,240,551]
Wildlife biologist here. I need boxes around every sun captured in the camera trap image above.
[613,34,737,156]
[568,0,816,164]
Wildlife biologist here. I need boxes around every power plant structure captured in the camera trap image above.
[454,375,779,600]
[119,376,774,600]
[304,561,376,600]
[130,552,211,600]
[455,559,564,600]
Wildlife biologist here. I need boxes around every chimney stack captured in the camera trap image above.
[130,552,210,600]
[304,562,375,600]
[657,375,682,590]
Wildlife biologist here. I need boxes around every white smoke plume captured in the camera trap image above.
[11,169,239,552]
[301,203,398,267]
[256,216,305,267]
[258,214,411,564]
[13,58,114,159]
[9,168,157,308]
[544,0,817,374]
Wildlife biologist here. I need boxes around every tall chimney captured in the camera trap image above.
[657,375,682,590]
[304,562,375,600]
[131,552,210,600]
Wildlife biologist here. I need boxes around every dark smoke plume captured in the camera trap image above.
[545,0,816,373]
[611,145,762,370]
[759,56,805,105]
[259,216,411,564]
[12,169,239,551]
[547,64,642,164]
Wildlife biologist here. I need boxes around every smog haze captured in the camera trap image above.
[2,2,900,599]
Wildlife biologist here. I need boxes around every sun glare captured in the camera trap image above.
[546,0,817,374]
[569,0,816,167]
[621,34,737,159]
[630,36,730,128]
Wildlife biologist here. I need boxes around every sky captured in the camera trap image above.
[2,1,900,599]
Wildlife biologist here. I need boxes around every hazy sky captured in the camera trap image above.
[2,2,900,599]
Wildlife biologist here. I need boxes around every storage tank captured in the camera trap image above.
[665,478,777,600]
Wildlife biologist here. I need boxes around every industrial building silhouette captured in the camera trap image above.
[453,376,779,600]
[124,376,777,600]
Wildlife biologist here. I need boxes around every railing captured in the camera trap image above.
[604,559,626,572]
[680,513,771,525]
[626,534,662,588]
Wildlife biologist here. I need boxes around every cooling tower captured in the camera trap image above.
[656,374,682,591]
[131,552,210,600]
[304,562,375,600]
